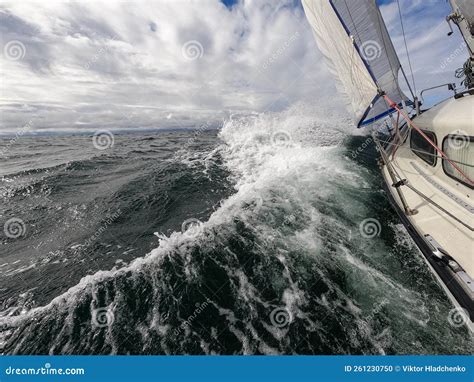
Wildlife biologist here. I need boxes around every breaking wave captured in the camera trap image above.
[1,104,471,354]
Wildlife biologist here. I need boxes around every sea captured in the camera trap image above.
[0,105,471,354]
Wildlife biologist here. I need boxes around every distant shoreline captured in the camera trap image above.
[0,125,222,139]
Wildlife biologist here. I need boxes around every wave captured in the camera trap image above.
[1,104,471,355]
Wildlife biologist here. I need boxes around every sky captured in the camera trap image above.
[0,0,469,135]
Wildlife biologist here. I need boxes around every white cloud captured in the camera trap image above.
[0,0,335,134]
[0,0,468,134]
[379,0,469,105]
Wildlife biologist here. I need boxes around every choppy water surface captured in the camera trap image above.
[0,106,471,354]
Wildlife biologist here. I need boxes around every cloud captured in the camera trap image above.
[0,0,335,134]
[379,0,469,104]
[0,0,468,134]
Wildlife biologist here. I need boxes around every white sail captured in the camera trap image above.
[302,0,411,127]
[449,0,474,55]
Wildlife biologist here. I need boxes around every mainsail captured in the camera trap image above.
[302,0,411,127]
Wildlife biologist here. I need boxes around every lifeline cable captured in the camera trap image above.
[383,94,474,186]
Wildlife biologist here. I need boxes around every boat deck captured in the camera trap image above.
[380,108,474,323]
[386,146,473,278]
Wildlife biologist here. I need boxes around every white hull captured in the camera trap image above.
[380,94,474,329]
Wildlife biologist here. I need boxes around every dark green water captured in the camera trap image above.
[0,110,471,354]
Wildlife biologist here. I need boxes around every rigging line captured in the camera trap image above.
[397,0,417,96]
[384,95,474,185]
[403,182,474,231]
[373,135,474,230]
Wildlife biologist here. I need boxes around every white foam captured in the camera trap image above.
[3,102,458,355]
[2,103,352,319]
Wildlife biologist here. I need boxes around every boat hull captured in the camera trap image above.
[382,169,474,327]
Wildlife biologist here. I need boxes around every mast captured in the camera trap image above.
[447,0,474,56]
[447,0,474,90]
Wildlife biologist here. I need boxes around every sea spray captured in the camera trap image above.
[1,105,471,354]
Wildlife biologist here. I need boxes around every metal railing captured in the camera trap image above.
[419,83,456,103]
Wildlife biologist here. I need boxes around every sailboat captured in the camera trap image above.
[302,0,473,330]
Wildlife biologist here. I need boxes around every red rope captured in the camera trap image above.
[391,111,401,158]
[383,95,473,186]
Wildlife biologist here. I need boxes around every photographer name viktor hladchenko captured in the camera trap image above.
[402,365,467,373]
